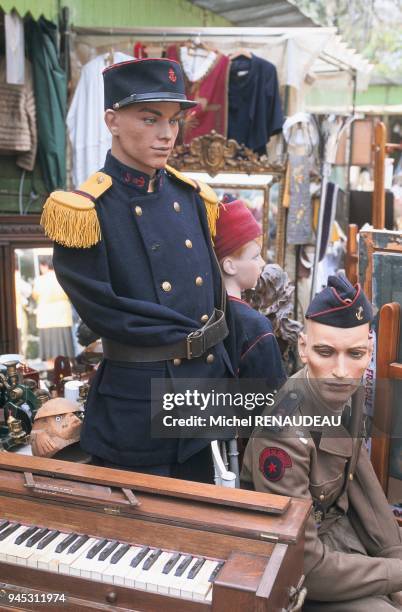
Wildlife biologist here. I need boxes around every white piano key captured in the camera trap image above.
[68,538,99,577]
[0,525,26,561]
[123,548,156,589]
[70,538,109,579]
[111,546,143,586]
[5,527,43,565]
[189,560,219,601]
[11,530,60,567]
[100,544,134,584]
[56,537,94,575]
[168,556,200,598]
[144,552,172,592]
[156,552,184,595]
[89,543,136,583]
[34,532,70,569]
[180,557,207,599]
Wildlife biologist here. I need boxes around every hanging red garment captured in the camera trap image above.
[167,44,229,143]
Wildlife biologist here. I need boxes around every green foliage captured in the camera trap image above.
[297,0,402,79]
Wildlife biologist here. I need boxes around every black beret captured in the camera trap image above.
[305,274,373,327]
[103,58,197,111]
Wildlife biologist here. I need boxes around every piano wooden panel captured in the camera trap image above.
[0,454,310,611]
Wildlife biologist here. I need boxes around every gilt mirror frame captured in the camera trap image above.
[0,215,50,355]
[168,131,287,266]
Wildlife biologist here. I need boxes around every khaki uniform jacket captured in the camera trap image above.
[241,368,402,602]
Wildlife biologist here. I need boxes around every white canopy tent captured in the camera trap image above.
[72,25,373,113]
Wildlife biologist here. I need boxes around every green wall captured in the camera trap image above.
[0,0,231,26]
[355,84,402,107]
[0,1,231,213]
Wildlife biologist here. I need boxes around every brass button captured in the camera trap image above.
[195,276,203,287]
[185,239,193,249]
[206,353,215,364]
[349,473,354,481]
[200,314,209,323]
[135,206,143,216]
[319,494,325,501]
[173,201,181,212]
[162,281,172,292]
[97,175,105,184]
[173,358,181,366]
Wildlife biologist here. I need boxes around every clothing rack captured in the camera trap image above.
[71,25,356,76]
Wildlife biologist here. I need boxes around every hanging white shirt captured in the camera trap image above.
[67,52,133,187]
[5,11,25,85]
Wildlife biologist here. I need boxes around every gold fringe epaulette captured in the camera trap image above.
[165,164,219,239]
[40,172,112,248]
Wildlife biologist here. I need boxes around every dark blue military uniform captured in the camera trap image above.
[52,152,234,469]
[229,296,286,391]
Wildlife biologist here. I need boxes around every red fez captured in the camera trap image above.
[214,200,262,261]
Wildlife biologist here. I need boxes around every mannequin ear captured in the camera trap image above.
[105,109,119,136]
[221,257,237,276]
[298,331,308,364]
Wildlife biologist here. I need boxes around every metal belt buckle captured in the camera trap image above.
[186,330,205,360]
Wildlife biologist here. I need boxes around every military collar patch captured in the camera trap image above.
[103,151,163,193]
[259,447,292,482]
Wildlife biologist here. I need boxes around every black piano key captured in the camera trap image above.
[162,552,181,575]
[130,546,150,568]
[86,538,109,559]
[208,561,225,583]
[15,526,38,545]
[55,533,78,554]
[67,535,89,554]
[0,523,21,541]
[98,540,119,561]
[0,520,10,532]
[110,543,131,564]
[26,528,50,548]
[174,555,193,577]
[143,548,162,570]
[37,530,60,550]
[187,557,205,579]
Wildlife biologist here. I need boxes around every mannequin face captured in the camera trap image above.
[46,411,82,440]
[105,102,182,174]
[298,320,373,406]
[222,240,265,291]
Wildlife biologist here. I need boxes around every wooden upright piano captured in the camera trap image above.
[0,455,310,611]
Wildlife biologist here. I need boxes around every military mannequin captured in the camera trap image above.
[214,199,286,388]
[41,59,234,480]
[241,274,402,610]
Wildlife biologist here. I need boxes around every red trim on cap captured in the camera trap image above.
[103,57,180,74]
[308,284,362,319]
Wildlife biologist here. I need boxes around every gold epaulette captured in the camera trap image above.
[40,172,112,248]
[165,164,219,239]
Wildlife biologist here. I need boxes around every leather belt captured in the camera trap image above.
[101,308,228,363]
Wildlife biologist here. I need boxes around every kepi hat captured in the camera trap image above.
[103,58,198,111]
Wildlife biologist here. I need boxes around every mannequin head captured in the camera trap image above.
[298,274,374,408]
[214,200,264,298]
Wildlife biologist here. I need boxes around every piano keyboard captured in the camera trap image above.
[0,519,224,602]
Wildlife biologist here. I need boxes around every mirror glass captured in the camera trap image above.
[14,247,77,371]
[185,172,279,262]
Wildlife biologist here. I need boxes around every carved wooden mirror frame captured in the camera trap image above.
[0,215,50,355]
[168,131,287,265]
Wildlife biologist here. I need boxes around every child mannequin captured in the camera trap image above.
[215,200,286,390]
